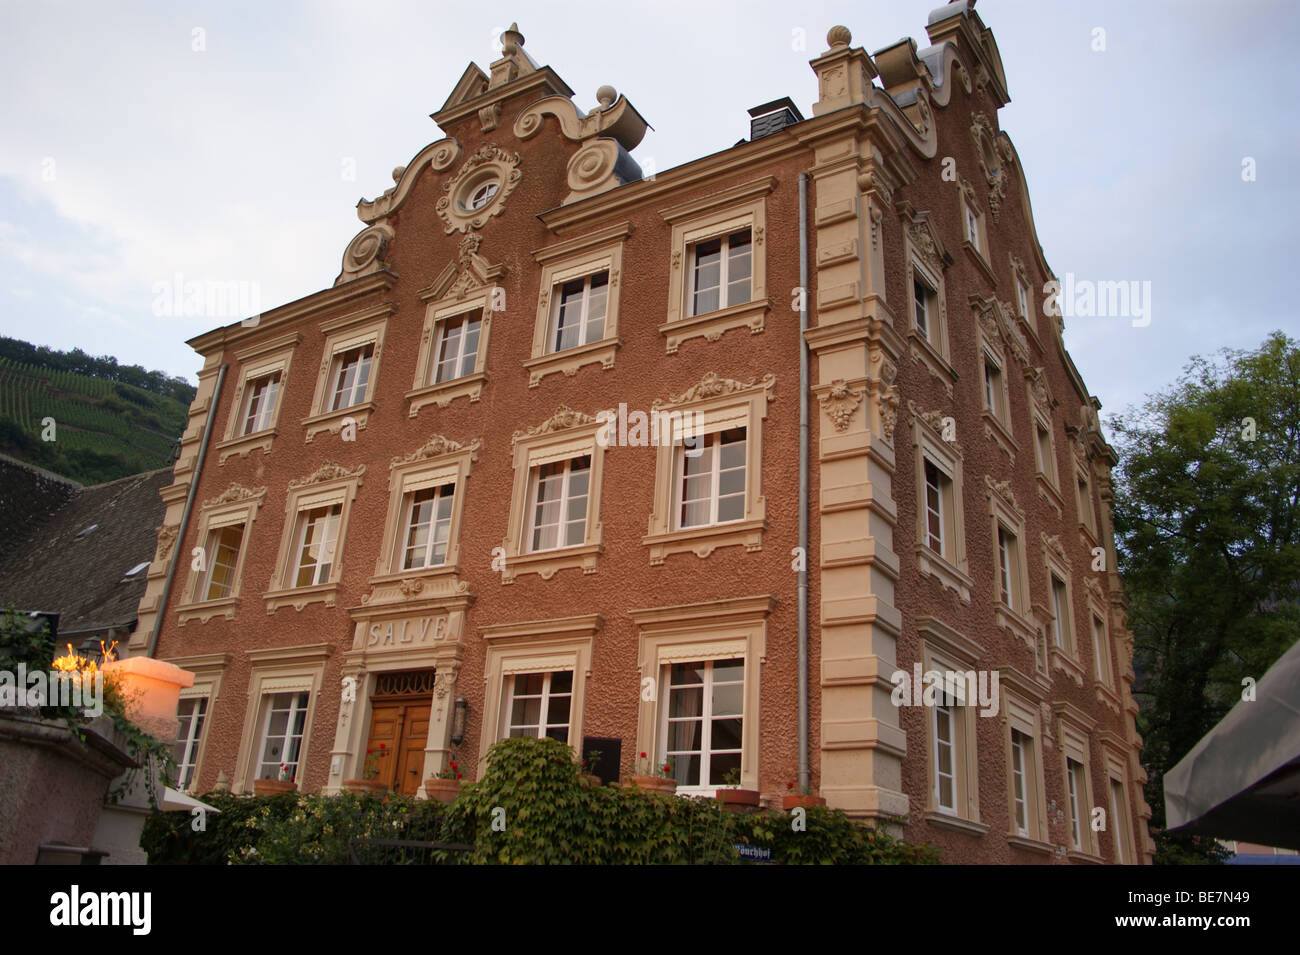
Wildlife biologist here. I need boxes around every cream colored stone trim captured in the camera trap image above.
[217,333,301,465]
[476,614,601,768]
[436,143,522,234]
[371,435,480,586]
[525,222,630,386]
[264,462,365,614]
[302,304,393,443]
[660,177,774,352]
[909,402,973,602]
[500,407,606,583]
[232,643,332,794]
[901,209,956,394]
[642,373,774,565]
[175,484,267,625]
[408,289,494,417]
[1085,587,1121,713]
[630,596,772,792]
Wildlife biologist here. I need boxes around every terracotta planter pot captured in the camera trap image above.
[781,794,827,811]
[342,779,387,796]
[579,773,603,788]
[423,778,462,803]
[628,775,678,794]
[253,778,296,796]
[716,788,761,811]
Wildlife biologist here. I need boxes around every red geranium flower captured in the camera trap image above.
[366,748,373,755]
[379,743,386,749]
[787,781,795,789]
[456,772,462,779]
[640,751,647,759]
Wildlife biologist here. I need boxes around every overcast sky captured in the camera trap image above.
[1,0,1295,424]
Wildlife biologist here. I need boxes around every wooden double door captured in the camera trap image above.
[365,694,432,797]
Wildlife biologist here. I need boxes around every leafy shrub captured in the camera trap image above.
[142,738,940,865]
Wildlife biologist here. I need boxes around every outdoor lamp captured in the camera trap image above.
[451,696,468,746]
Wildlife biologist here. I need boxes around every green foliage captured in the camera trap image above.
[1109,331,1300,864]
[142,738,940,865]
[0,352,189,483]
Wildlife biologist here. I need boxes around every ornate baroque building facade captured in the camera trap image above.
[131,1,1153,863]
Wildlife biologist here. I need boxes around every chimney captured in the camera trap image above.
[747,97,804,140]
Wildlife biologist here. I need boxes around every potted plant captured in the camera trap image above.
[627,751,677,794]
[343,743,388,795]
[253,763,297,795]
[716,767,761,811]
[578,748,603,787]
[781,780,827,810]
[423,754,464,803]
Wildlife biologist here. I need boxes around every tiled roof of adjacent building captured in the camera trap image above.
[0,456,170,638]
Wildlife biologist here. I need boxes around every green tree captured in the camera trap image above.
[1109,331,1300,864]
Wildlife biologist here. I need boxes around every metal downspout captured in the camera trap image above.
[798,172,810,793]
[147,363,226,658]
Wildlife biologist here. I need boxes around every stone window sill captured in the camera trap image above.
[216,429,277,465]
[643,517,765,566]
[523,338,619,388]
[406,373,487,417]
[302,402,374,443]
[660,299,768,354]
[264,582,341,614]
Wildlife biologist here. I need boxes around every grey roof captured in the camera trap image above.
[0,459,171,638]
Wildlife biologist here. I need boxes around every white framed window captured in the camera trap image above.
[643,372,772,565]
[399,483,455,570]
[934,701,957,813]
[501,409,606,582]
[549,271,609,353]
[467,180,499,211]
[661,657,745,789]
[983,351,1007,424]
[328,343,374,411]
[1067,757,1085,850]
[266,462,363,612]
[913,272,938,342]
[998,524,1022,611]
[196,524,245,602]
[303,305,391,441]
[504,670,573,742]
[478,615,598,766]
[1016,276,1031,324]
[661,178,772,352]
[240,372,281,436]
[632,596,770,794]
[431,311,482,384]
[1034,418,1058,489]
[1051,574,1071,650]
[912,408,972,602]
[674,427,746,530]
[527,455,591,553]
[254,690,310,781]
[178,485,265,624]
[689,229,752,317]
[1010,728,1029,836]
[218,332,299,462]
[172,697,208,792]
[923,458,948,554]
[965,204,980,251]
[1077,470,1096,536]
[292,505,341,587]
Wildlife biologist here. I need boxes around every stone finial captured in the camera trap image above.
[827,25,852,48]
[501,22,524,54]
[391,165,405,183]
[213,770,231,793]
[596,84,617,109]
